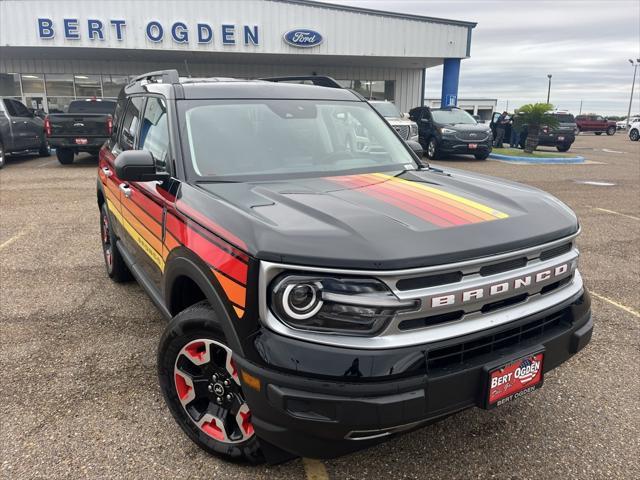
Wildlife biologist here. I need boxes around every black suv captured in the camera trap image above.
[409,106,493,160]
[98,71,592,463]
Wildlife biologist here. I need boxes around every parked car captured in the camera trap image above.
[0,97,50,169]
[369,100,419,143]
[409,106,493,160]
[628,120,640,141]
[45,98,117,164]
[490,111,576,152]
[575,114,616,135]
[98,70,591,463]
[616,116,640,130]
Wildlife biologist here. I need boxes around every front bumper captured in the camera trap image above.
[236,290,592,459]
[438,137,492,155]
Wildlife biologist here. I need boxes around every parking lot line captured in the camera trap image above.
[590,292,640,318]
[0,228,29,251]
[593,207,640,221]
[302,458,329,480]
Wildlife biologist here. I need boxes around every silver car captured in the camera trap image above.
[369,100,419,143]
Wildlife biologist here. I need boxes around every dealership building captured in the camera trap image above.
[0,0,475,114]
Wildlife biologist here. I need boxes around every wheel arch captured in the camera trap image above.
[163,248,247,356]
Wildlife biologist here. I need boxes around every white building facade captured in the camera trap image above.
[0,0,475,113]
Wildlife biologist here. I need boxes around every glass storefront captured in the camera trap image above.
[337,80,396,103]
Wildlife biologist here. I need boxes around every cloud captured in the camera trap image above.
[314,0,640,115]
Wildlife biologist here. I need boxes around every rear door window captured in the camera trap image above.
[10,100,31,117]
[118,97,145,151]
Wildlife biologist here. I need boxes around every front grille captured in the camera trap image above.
[454,131,489,142]
[393,125,410,139]
[396,271,462,291]
[425,307,572,373]
[479,257,527,276]
[540,242,572,261]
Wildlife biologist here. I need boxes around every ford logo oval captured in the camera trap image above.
[283,29,323,48]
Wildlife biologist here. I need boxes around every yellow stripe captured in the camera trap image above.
[372,173,509,219]
[106,198,166,271]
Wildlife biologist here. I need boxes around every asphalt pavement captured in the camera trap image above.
[0,132,638,479]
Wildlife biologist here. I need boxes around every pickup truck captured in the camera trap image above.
[46,98,116,164]
[98,71,592,463]
[0,97,50,169]
[575,114,616,135]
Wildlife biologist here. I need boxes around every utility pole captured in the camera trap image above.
[546,74,552,104]
[579,100,583,115]
[626,59,640,130]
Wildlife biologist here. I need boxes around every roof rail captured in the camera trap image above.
[260,75,343,89]
[131,70,180,85]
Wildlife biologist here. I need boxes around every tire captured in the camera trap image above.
[474,152,489,160]
[56,148,74,164]
[630,129,640,141]
[158,301,263,464]
[0,140,5,169]
[606,126,615,136]
[100,202,132,282]
[426,137,440,160]
[38,139,51,157]
[594,132,602,136]
[556,144,571,152]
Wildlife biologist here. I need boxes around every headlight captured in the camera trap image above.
[270,274,418,335]
[439,127,456,135]
[410,124,418,136]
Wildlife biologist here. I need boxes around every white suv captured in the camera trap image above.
[369,100,419,143]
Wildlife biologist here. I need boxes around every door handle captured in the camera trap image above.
[101,166,113,177]
[119,183,132,198]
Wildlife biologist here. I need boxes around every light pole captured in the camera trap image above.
[625,59,640,130]
[546,74,552,104]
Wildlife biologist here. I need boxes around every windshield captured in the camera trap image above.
[179,99,417,179]
[431,109,477,125]
[370,102,401,118]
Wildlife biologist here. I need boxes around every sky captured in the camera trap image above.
[315,0,640,116]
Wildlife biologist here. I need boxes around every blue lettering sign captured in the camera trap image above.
[197,23,213,43]
[110,20,126,40]
[87,19,104,40]
[283,29,323,48]
[146,21,164,42]
[243,25,259,45]
[64,18,80,40]
[171,22,188,43]
[38,18,54,39]
[221,24,235,45]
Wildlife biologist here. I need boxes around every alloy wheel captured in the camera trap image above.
[174,338,254,444]
[101,209,113,269]
[428,139,436,158]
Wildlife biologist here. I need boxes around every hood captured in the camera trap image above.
[384,117,415,125]
[437,123,490,132]
[183,168,578,269]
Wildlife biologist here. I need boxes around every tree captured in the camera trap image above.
[517,103,559,153]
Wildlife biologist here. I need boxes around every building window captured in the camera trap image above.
[102,74,129,97]
[0,73,22,97]
[45,74,75,96]
[20,74,45,94]
[74,74,102,97]
[337,80,396,102]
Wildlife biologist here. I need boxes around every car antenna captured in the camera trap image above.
[183,59,192,78]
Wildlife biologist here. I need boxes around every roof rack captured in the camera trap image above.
[130,70,180,85]
[260,75,343,89]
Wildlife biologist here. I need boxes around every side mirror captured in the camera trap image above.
[406,140,424,158]
[115,150,169,182]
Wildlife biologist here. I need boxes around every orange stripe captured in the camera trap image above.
[370,176,491,223]
[368,174,497,221]
[120,205,164,255]
[233,306,245,318]
[213,270,246,308]
[164,231,180,256]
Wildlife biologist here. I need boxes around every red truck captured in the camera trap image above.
[575,114,616,135]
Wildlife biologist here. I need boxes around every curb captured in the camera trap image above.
[489,152,585,164]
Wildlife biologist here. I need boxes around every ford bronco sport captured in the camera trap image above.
[97,70,593,463]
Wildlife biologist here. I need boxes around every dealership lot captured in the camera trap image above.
[0,133,638,479]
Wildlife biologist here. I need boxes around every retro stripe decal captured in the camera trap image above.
[329,173,509,228]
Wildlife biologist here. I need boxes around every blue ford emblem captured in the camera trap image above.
[283,29,323,48]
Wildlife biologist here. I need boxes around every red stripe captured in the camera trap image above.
[131,188,163,223]
[331,175,457,227]
[177,200,247,251]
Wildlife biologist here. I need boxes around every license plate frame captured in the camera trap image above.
[468,143,478,149]
[483,349,544,409]
[75,138,88,145]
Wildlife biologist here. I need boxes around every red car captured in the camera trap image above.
[575,114,616,135]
